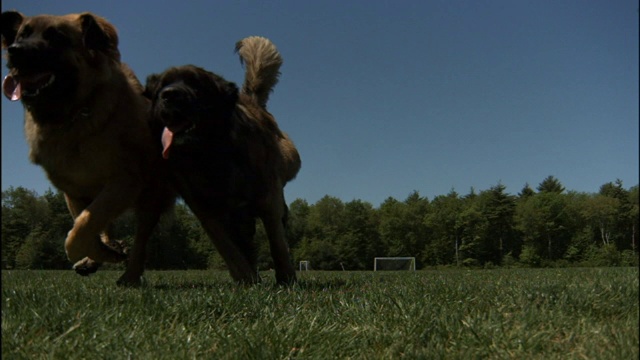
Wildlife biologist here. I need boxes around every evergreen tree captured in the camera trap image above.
[294,196,345,269]
[423,190,461,266]
[481,183,518,264]
[287,198,310,251]
[456,202,488,266]
[400,191,430,263]
[629,186,639,252]
[599,180,634,251]
[378,192,429,266]
[537,176,565,194]
[40,189,72,269]
[337,200,380,269]
[305,195,345,242]
[1,187,50,269]
[378,197,404,257]
[581,194,620,246]
[515,191,571,261]
[518,183,536,198]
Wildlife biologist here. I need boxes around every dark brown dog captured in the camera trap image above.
[144,37,301,284]
[1,11,175,286]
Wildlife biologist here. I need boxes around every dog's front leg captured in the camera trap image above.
[64,181,139,266]
[64,194,105,275]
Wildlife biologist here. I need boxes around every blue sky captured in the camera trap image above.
[2,1,638,206]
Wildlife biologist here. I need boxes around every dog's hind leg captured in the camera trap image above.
[203,214,259,284]
[226,207,258,273]
[117,184,175,287]
[115,209,162,287]
[188,203,259,284]
[261,194,296,285]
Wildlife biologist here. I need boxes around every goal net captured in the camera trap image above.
[374,257,416,271]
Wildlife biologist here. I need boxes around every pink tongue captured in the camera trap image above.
[2,75,21,101]
[161,127,174,159]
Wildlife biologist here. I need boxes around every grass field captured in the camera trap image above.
[2,267,638,359]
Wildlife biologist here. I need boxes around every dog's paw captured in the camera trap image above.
[99,239,129,263]
[106,239,129,255]
[73,258,101,276]
[116,273,146,288]
[276,271,297,286]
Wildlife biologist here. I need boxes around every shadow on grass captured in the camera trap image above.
[151,282,228,291]
[293,278,349,291]
[149,277,350,291]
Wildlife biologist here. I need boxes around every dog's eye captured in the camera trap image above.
[44,27,71,47]
[16,25,33,41]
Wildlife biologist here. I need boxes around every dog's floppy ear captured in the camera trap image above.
[216,81,239,118]
[221,81,239,106]
[143,74,161,100]
[1,11,25,48]
[79,13,120,61]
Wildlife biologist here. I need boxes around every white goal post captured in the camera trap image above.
[374,257,416,271]
[299,261,310,271]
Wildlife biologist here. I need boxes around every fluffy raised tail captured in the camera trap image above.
[235,36,282,108]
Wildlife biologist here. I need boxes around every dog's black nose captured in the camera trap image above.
[7,43,25,56]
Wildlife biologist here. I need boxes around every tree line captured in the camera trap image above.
[2,176,638,271]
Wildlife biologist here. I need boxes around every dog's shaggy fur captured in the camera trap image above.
[1,11,175,286]
[144,36,300,284]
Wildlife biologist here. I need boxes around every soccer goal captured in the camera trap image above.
[299,260,310,271]
[374,257,416,271]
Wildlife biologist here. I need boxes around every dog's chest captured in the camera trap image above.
[170,144,257,207]
[25,119,121,192]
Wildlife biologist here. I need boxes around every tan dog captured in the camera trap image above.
[144,37,300,284]
[1,11,175,286]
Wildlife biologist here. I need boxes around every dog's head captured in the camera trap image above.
[1,11,120,110]
[144,65,239,159]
